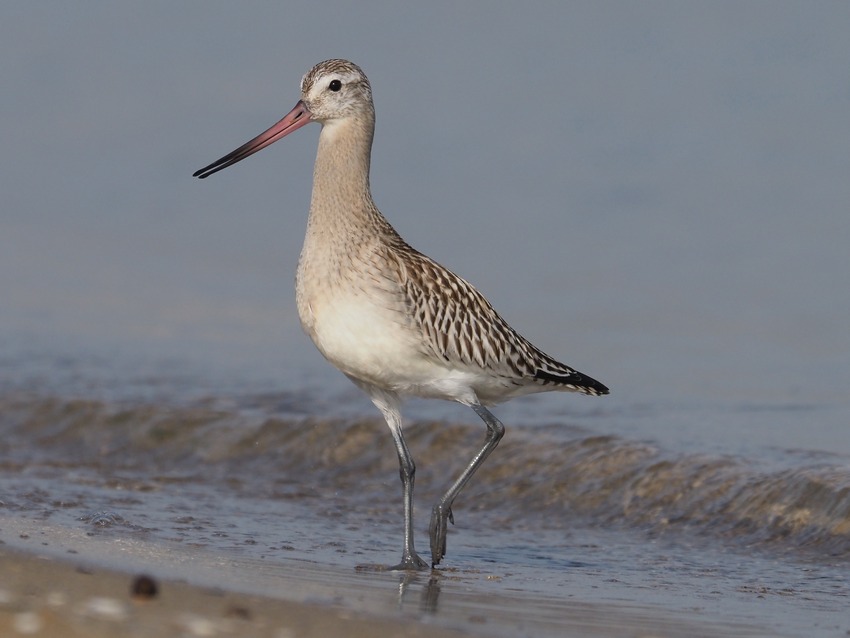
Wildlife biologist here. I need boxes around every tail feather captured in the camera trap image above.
[534,368,609,396]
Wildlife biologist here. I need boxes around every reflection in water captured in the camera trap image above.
[395,570,443,615]
[421,573,442,615]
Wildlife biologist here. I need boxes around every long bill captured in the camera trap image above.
[193,100,312,179]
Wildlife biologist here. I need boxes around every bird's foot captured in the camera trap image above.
[389,551,430,571]
[429,503,454,567]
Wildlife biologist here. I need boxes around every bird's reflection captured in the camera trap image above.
[396,570,443,614]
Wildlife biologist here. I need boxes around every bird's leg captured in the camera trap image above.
[375,398,429,571]
[430,403,505,567]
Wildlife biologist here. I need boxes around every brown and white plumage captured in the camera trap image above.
[195,59,608,570]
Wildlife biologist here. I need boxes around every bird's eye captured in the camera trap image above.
[329,79,342,92]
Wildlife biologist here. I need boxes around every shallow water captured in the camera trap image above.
[1,374,848,637]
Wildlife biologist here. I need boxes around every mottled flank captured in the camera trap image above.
[399,246,608,399]
[195,59,608,570]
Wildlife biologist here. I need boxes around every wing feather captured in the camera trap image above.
[389,245,608,397]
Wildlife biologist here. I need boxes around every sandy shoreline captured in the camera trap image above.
[0,514,473,638]
[0,546,476,638]
[0,515,774,637]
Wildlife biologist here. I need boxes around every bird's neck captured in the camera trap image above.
[308,116,377,230]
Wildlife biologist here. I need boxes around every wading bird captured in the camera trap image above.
[194,59,608,570]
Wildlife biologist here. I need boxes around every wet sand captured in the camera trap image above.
[0,547,473,638]
[0,515,768,638]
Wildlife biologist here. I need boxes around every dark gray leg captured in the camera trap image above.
[373,396,429,571]
[429,403,505,567]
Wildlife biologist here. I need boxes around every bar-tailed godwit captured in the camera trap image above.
[195,59,609,570]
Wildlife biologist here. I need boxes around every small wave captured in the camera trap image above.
[2,393,848,557]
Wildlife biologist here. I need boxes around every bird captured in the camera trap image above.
[194,59,609,570]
